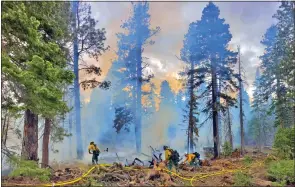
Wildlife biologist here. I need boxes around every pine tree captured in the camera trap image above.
[250,68,275,150]
[180,12,203,153]
[259,1,295,127]
[116,2,160,153]
[273,1,295,126]
[181,2,238,157]
[71,1,110,159]
[237,46,245,155]
[1,2,74,161]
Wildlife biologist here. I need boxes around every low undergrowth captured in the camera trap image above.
[8,156,51,182]
[267,159,295,185]
[233,171,252,186]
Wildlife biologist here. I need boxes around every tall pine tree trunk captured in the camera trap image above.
[238,46,245,155]
[217,79,222,154]
[72,1,83,159]
[211,60,219,158]
[227,106,233,149]
[258,119,262,152]
[293,2,295,124]
[42,118,51,168]
[187,131,190,153]
[276,77,284,128]
[1,114,7,146]
[21,109,38,161]
[189,61,194,153]
[69,98,73,158]
[4,115,9,147]
[135,44,142,153]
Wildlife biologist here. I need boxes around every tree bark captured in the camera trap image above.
[227,106,233,149]
[21,109,38,161]
[238,46,245,155]
[293,1,295,130]
[135,42,142,153]
[69,101,73,158]
[4,115,9,146]
[217,79,222,154]
[1,114,7,145]
[187,129,190,153]
[189,61,194,153]
[72,1,83,159]
[276,77,284,128]
[211,59,219,158]
[42,118,51,168]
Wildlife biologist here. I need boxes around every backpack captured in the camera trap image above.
[193,152,200,159]
[168,149,180,163]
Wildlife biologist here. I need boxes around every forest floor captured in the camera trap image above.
[1,148,285,186]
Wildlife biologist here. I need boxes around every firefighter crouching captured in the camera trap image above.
[88,141,100,165]
[163,145,180,172]
[182,152,201,167]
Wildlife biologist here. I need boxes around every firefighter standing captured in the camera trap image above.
[88,141,100,165]
[163,145,179,172]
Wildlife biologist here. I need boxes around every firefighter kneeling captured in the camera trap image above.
[182,152,201,168]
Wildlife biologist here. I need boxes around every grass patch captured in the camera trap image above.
[233,171,252,186]
[264,155,277,166]
[242,155,253,166]
[271,181,287,187]
[267,160,294,184]
[8,156,51,182]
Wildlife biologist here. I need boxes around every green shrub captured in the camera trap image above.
[8,156,51,182]
[222,141,233,157]
[267,160,295,184]
[271,181,287,187]
[233,171,252,186]
[273,126,295,159]
[242,155,253,166]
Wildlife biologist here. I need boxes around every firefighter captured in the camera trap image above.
[163,146,180,172]
[182,152,201,167]
[88,142,100,165]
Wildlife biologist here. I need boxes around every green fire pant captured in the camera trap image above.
[92,151,99,164]
[167,160,179,173]
[190,159,201,167]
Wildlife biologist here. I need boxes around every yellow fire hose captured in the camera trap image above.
[3,161,264,186]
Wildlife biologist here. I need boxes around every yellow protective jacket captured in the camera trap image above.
[165,149,172,161]
[184,153,196,163]
[88,144,99,153]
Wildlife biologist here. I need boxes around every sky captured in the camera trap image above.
[81,1,279,102]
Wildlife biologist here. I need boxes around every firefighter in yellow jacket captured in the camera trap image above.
[182,152,201,167]
[163,145,179,172]
[183,153,196,165]
[88,142,100,165]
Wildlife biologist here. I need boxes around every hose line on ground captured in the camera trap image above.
[3,160,264,186]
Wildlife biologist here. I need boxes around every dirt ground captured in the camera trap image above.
[3,148,278,187]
